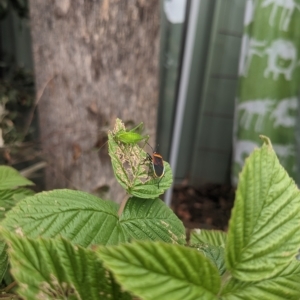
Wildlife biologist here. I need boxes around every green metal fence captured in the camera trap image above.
[158,0,246,192]
[0,7,32,70]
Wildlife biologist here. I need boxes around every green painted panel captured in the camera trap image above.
[205,79,238,115]
[197,116,234,152]
[158,0,246,186]
[210,35,242,75]
[219,0,246,34]
[188,0,246,186]
[156,1,186,159]
[174,0,216,182]
[189,151,231,184]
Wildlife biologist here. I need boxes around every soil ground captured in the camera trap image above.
[171,183,236,231]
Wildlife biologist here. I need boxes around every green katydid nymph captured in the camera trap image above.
[114,122,149,145]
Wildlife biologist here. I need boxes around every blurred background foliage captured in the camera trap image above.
[0,0,36,175]
[0,67,34,146]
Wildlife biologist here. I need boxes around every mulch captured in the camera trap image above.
[171,183,236,231]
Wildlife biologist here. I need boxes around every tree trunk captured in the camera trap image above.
[29,0,159,202]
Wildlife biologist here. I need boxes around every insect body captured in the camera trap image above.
[98,121,149,156]
[146,148,165,188]
[114,122,149,145]
[115,131,149,144]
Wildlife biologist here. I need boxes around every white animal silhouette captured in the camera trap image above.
[270,97,298,128]
[244,0,256,26]
[239,35,266,76]
[239,38,299,80]
[264,39,298,80]
[261,0,300,31]
[233,140,258,167]
[238,99,274,131]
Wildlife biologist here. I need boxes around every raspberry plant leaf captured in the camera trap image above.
[1,190,185,246]
[0,167,34,283]
[221,260,300,300]
[0,166,34,190]
[1,189,124,247]
[192,244,226,276]
[0,188,34,222]
[0,239,7,282]
[121,197,185,244]
[98,241,221,300]
[190,230,227,276]
[226,136,300,282]
[2,230,132,300]
[191,229,227,248]
[108,119,172,199]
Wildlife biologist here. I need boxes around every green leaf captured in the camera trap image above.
[98,241,221,300]
[2,230,132,300]
[221,261,300,300]
[193,244,226,276]
[2,189,126,247]
[131,161,173,198]
[0,238,8,282]
[108,119,172,198]
[190,229,227,275]
[0,188,34,222]
[226,137,300,281]
[2,190,186,246]
[0,166,34,190]
[191,229,227,247]
[121,197,186,244]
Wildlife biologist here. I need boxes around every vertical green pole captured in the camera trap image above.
[233,0,300,185]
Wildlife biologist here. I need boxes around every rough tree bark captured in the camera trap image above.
[29,0,159,202]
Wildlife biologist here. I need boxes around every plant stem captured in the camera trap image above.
[118,196,128,216]
[218,270,232,296]
[2,281,17,292]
